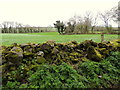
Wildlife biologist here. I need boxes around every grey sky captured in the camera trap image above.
[0,0,119,27]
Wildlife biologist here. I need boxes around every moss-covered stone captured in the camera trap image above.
[70,52,79,56]
[23,46,33,52]
[1,39,120,68]
[51,47,59,54]
[97,48,109,56]
[81,57,89,62]
[0,64,7,73]
[37,51,44,57]
[20,43,30,48]
[46,40,55,47]
[36,56,46,64]
[41,43,52,51]
[23,51,34,59]
[9,66,16,71]
[66,41,78,48]
[98,43,108,48]
[29,64,41,70]
[109,39,120,51]
[11,46,23,53]
[87,46,103,61]
[77,40,97,50]
[5,46,23,65]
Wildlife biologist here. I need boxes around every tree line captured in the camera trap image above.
[0,5,119,34]
[0,22,55,33]
[54,6,119,34]
[0,22,39,33]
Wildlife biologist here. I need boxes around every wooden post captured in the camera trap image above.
[101,33,104,43]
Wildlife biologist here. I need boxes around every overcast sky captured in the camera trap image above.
[0,0,119,27]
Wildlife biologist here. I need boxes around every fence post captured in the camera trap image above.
[101,33,104,43]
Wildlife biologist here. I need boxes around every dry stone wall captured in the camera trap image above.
[1,39,120,74]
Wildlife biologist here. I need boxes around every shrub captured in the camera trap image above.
[77,51,120,88]
[2,51,120,88]
[27,63,86,88]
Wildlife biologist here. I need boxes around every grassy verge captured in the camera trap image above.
[1,32,119,45]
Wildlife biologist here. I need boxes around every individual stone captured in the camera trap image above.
[87,46,103,62]
[51,47,59,54]
[46,40,55,47]
[36,56,46,64]
[37,51,44,57]
[98,43,108,48]
[5,46,23,65]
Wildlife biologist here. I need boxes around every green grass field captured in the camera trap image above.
[1,32,119,46]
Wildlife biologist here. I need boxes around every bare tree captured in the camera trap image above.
[68,12,93,34]
[99,10,112,32]
[69,14,82,25]
[118,1,120,32]
[83,11,92,33]
[111,5,120,23]
[1,21,9,33]
[111,4,120,34]
[66,12,97,34]
[74,16,84,33]
[91,15,98,33]
[1,21,32,33]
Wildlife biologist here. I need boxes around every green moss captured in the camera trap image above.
[98,43,108,48]
[11,47,22,52]
[1,39,120,69]
[23,46,31,52]
[51,47,59,54]
[36,56,46,64]
[110,40,120,49]
[81,57,89,61]
[3,46,23,65]
[98,48,109,56]
[65,41,78,48]
[0,64,7,73]
[5,52,22,64]
[87,46,103,61]
[9,66,16,71]
[23,51,34,56]
[29,65,41,70]
[70,52,79,56]
[46,40,55,46]
[80,40,97,49]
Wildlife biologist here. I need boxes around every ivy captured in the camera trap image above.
[77,51,120,88]
[27,63,86,88]
[2,51,120,88]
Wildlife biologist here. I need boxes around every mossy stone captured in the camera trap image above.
[70,52,79,56]
[37,51,44,57]
[110,40,120,50]
[29,64,41,70]
[98,48,109,56]
[80,40,97,49]
[81,57,89,61]
[52,47,59,54]
[87,46,103,61]
[23,51,34,56]
[11,46,23,54]
[98,43,108,48]
[9,66,16,71]
[5,46,23,65]
[36,56,46,64]
[0,64,7,73]
[46,40,55,47]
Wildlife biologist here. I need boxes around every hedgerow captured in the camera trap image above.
[1,39,120,88]
[2,51,120,88]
